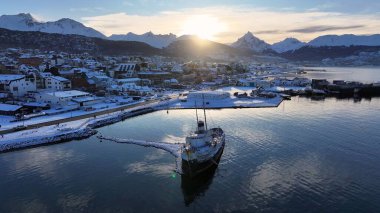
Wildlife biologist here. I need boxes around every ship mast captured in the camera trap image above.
[202,94,208,130]
[195,100,199,124]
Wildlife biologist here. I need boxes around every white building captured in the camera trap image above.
[0,74,37,97]
[187,91,230,100]
[44,74,71,91]
[35,90,92,106]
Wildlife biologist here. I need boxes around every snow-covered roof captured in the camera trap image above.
[138,71,170,75]
[72,96,101,103]
[50,75,70,82]
[0,75,25,82]
[0,103,22,111]
[46,90,89,98]
[116,78,141,83]
[23,102,49,107]
[40,72,52,77]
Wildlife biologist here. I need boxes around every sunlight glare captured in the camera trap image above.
[180,15,227,40]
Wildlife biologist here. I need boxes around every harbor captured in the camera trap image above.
[0,87,285,152]
[1,97,379,212]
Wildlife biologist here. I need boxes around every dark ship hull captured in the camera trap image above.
[181,142,225,177]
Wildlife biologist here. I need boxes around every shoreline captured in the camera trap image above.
[0,94,283,153]
[0,99,160,135]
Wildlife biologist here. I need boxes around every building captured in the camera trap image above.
[72,96,103,107]
[187,91,230,100]
[44,75,71,91]
[110,63,138,78]
[18,57,44,67]
[237,79,272,88]
[137,71,171,85]
[0,103,24,116]
[312,79,330,90]
[35,90,92,106]
[0,74,37,97]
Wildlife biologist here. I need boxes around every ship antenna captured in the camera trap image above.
[202,94,208,130]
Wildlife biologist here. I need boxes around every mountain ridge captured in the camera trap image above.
[109,31,177,48]
[0,13,106,38]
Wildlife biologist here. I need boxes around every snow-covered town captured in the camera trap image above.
[1,0,380,211]
[1,47,380,152]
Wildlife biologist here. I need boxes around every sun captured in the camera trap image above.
[180,15,226,40]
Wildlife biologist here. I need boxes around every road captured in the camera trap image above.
[0,98,164,135]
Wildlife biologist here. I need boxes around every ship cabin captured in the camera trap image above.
[185,121,212,149]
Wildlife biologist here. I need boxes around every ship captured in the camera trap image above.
[181,97,225,177]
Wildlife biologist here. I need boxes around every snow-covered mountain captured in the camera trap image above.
[308,34,380,47]
[109,31,177,48]
[231,31,271,53]
[0,13,105,38]
[271,38,306,53]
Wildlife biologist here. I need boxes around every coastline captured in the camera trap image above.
[0,92,283,153]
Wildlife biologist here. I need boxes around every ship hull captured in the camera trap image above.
[182,142,225,177]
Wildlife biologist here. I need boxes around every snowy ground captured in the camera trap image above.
[0,88,282,152]
[0,93,180,131]
[170,86,283,109]
[1,118,91,142]
[0,96,180,151]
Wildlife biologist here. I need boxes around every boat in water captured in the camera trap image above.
[181,98,225,177]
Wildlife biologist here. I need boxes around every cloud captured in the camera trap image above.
[69,7,105,13]
[81,6,380,44]
[289,25,365,33]
[255,30,281,34]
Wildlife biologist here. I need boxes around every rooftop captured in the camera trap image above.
[0,75,25,82]
[0,103,22,112]
[46,90,89,98]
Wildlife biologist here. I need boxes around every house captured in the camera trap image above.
[0,103,24,116]
[44,75,71,91]
[237,78,272,88]
[18,64,39,73]
[85,72,112,89]
[0,74,37,97]
[110,63,138,78]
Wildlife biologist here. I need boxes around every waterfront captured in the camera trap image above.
[1,97,380,212]
[303,67,380,83]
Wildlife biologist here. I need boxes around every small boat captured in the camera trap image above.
[181,97,225,177]
[279,93,291,100]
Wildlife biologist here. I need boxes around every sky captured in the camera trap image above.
[1,0,380,44]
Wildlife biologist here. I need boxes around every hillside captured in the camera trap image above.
[0,28,160,56]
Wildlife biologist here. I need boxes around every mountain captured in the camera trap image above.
[231,32,271,53]
[109,31,176,48]
[0,28,160,56]
[0,13,106,38]
[280,34,380,62]
[308,34,380,47]
[280,45,380,61]
[164,35,250,58]
[271,38,306,53]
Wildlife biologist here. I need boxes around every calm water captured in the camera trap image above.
[303,67,380,83]
[1,96,380,212]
